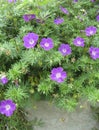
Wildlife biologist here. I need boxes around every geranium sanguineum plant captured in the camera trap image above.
[89,46,99,60]
[0,99,16,117]
[23,33,39,48]
[8,0,16,3]
[40,38,54,51]
[85,26,97,36]
[50,67,67,83]
[54,18,64,25]
[73,37,85,47]
[0,0,99,128]
[96,15,99,22]
[0,76,8,85]
[58,44,72,56]
[23,14,36,22]
[73,0,78,3]
[60,6,69,15]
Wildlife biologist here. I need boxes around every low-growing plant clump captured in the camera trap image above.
[0,0,99,129]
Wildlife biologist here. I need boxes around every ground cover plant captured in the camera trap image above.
[0,0,99,129]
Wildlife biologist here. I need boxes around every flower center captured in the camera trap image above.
[90,31,93,35]
[5,105,11,111]
[1,76,6,79]
[28,15,32,19]
[62,49,67,53]
[29,39,34,45]
[44,42,49,47]
[77,40,81,45]
[92,51,96,56]
[56,73,61,78]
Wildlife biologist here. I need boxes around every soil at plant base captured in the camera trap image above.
[25,100,99,130]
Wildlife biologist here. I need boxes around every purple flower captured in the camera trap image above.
[89,46,99,60]
[60,6,69,15]
[96,15,99,22]
[73,37,85,47]
[54,18,64,25]
[91,0,95,2]
[40,38,54,51]
[8,0,16,2]
[50,67,67,83]
[0,99,16,117]
[23,33,39,49]
[73,0,78,3]
[23,14,36,22]
[0,76,8,84]
[58,44,71,56]
[85,26,97,36]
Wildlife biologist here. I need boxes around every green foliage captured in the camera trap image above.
[56,97,78,112]
[8,62,28,80]
[82,86,99,105]
[0,0,99,129]
[5,85,28,105]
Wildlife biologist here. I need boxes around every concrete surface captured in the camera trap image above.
[25,100,99,130]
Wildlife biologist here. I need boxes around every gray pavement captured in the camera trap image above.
[25,100,99,130]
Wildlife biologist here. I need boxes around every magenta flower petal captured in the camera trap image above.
[85,26,97,36]
[73,37,85,47]
[51,67,63,74]
[96,15,99,22]
[23,14,36,22]
[50,67,67,83]
[58,44,72,56]
[89,46,99,60]
[23,33,39,49]
[73,0,78,3]
[60,6,69,15]
[0,99,16,117]
[0,76,8,84]
[91,0,95,2]
[40,38,54,51]
[8,0,16,2]
[54,18,64,25]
